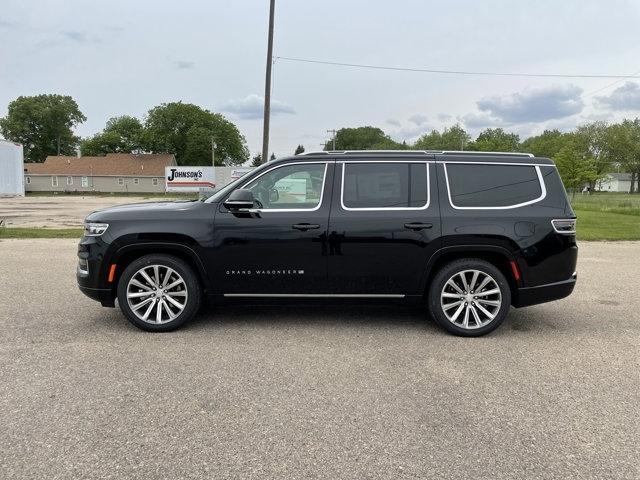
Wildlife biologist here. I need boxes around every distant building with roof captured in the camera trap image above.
[596,173,633,193]
[23,153,176,193]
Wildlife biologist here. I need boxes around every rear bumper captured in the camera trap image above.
[514,272,577,308]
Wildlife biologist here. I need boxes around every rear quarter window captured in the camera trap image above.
[445,163,543,208]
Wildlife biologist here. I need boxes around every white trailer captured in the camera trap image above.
[0,139,24,196]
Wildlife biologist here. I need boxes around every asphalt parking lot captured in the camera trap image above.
[0,239,638,479]
[0,196,171,228]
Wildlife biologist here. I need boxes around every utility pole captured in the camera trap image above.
[327,129,337,150]
[261,0,276,165]
[211,138,217,166]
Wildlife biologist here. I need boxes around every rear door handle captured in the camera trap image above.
[404,222,433,231]
[292,223,320,231]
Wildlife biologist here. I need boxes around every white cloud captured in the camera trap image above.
[595,82,640,111]
[477,84,584,123]
[408,114,428,125]
[220,94,295,120]
[458,112,505,129]
[386,118,401,127]
[172,60,195,70]
[61,30,101,44]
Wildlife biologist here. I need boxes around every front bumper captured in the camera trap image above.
[78,284,115,307]
[513,272,577,308]
[77,236,116,307]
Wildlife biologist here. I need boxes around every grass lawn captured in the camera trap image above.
[26,191,197,200]
[570,192,640,216]
[575,209,640,241]
[0,228,83,239]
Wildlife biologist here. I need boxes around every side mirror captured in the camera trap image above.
[224,189,255,210]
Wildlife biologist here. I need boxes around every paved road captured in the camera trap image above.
[0,240,638,479]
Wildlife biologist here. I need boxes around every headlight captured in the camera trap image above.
[84,222,109,236]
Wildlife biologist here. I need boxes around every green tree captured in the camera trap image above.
[413,129,442,150]
[469,128,520,152]
[520,129,570,158]
[554,144,599,195]
[251,153,262,166]
[324,126,402,150]
[0,94,86,162]
[294,144,305,155]
[603,119,640,193]
[144,102,249,166]
[573,121,610,188]
[414,124,471,150]
[80,115,144,156]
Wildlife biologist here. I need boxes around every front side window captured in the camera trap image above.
[66,176,73,186]
[152,178,159,186]
[81,176,89,187]
[446,163,543,208]
[242,163,326,210]
[25,176,31,185]
[342,162,429,210]
[133,178,139,185]
[52,176,58,187]
[118,178,124,186]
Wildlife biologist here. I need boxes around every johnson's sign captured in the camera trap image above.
[165,167,215,192]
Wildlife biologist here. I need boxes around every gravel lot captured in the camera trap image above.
[0,240,638,479]
[0,196,176,228]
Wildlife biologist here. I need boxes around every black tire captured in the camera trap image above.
[117,254,201,332]
[428,258,511,337]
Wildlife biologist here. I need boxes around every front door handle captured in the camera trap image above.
[292,223,320,231]
[404,222,433,231]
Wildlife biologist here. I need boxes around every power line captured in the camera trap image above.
[275,56,640,79]
[581,68,640,98]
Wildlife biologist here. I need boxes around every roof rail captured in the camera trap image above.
[439,150,534,157]
[300,150,433,156]
[300,149,534,157]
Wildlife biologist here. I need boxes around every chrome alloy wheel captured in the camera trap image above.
[440,269,502,329]
[126,264,188,324]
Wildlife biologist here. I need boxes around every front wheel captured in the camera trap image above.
[117,254,201,332]
[428,259,511,337]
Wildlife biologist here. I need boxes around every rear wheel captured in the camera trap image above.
[428,258,511,337]
[117,254,201,332]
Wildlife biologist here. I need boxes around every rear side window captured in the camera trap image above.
[446,163,543,208]
[342,162,429,210]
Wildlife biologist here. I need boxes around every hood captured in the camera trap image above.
[85,200,201,222]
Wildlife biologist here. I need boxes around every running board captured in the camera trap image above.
[223,293,405,298]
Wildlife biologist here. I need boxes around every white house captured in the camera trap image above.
[596,173,632,193]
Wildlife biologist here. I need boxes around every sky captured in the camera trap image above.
[2,0,640,161]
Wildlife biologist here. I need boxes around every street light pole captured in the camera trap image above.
[327,129,337,150]
[261,0,276,165]
[211,138,216,167]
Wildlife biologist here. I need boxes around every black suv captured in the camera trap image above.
[78,150,577,336]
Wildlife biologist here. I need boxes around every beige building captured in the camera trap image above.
[24,153,176,193]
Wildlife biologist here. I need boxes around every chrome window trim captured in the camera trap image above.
[238,161,329,213]
[443,160,556,167]
[340,161,431,212]
[442,162,547,210]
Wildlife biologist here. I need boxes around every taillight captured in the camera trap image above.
[551,219,576,234]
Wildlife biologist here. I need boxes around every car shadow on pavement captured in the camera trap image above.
[88,301,565,337]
